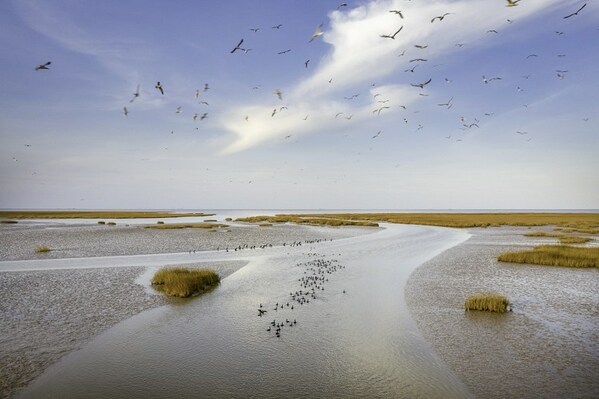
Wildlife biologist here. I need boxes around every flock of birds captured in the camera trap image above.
[258,255,346,339]
[29,0,591,162]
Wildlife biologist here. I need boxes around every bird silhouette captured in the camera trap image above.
[309,23,324,42]
[35,61,51,70]
[155,82,164,95]
[563,3,586,19]
[431,13,452,23]
[230,38,245,53]
[411,78,432,89]
[380,26,403,39]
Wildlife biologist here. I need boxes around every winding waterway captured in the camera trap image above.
[17,224,472,398]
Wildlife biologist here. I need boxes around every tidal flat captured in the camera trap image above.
[406,226,599,399]
[0,222,376,398]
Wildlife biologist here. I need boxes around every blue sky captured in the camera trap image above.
[0,0,597,210]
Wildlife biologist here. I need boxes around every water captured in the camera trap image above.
[18,224,473,398]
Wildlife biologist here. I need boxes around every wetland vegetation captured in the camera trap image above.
[465,293,511,313]
[0,211,214,219]
[498,245,599,268]
[151,267,221,298]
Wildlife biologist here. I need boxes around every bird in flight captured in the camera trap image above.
[438,97,454,108]
[193,113,198,121]
[505,0,520,7]
[305,59,310,68]
[337,3,348,10]
[405,65,418,73]
[200,113,208,120]
[335,112,344,119]
[526,54,538,59]
[344,94,360,100]
[389,10,404,18]
[431,13,452,23]
[175,106,182,114]
[373,106,390,115]
[372,130,382,139]
[274,89,282,100]
[123,106,128,116]
[309,23,324,42]
[155,81,164,95]
[277,49,291,54]
[204,83,210,91]
[130,85,140,103]
[411,78,432,89]
[380,26,403,39]
[414,44,428,49]
[563,3,586,19]
[272,24,282,29]
[487,29,498,34]
[230,38,245,53]
[410,58,427,62]
[35,61,51,70]
[249,27,260,32]
[515,131,528,135]
[482,75,502,84]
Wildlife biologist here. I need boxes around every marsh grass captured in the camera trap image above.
[524,232,592,244]
[498,245,599,268]
[35,246,51,253]
[97,221,106,225]
[245,213,599,230]
[151,267,220,298]
[107,222,116,226]
[465,293,511,313]
[0,220,18,224]
[0,211,214,219]
[157,221,164,224]
[236,215,379,227]
[145,223,228,229]
[259,223,273,227]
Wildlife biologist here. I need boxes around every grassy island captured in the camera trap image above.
[498,245,599,268]
[151,267,220,298]
[465,293,511,313]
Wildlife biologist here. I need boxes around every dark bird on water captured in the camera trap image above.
[35,61,51,70]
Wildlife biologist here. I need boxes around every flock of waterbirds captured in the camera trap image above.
[257,252,347,339]
[32,1,591,147]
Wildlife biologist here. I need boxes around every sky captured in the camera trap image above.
[0,0,597,210]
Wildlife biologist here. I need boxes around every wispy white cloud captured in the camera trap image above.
[220,0,569,154]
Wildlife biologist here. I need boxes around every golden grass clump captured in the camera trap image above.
[465,293,511,313]
[524,232,592,245]
[151,267,220,298]
[236,215,379,227]
[259,223,273,227]
[498,245,599,268]
[35,246,51,253]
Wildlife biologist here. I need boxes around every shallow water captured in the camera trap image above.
[18,224,473,398]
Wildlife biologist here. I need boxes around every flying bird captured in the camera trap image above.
[431,13,452,23]
[249,27,260,32]
[487,30,498,34]
[35,61,51,70]
[230,38,244,53]
[175,106,182,113]
[344,94,360,100]
[438,97,454,108]
[526,54,538,59]
[272,24,282,29]
[372,130,381,139]
[505,0,520,7]
[411,78,432,89]
[380,26,403,39]
[274,89,282,100]
[405,65,418,73]
[200,113,208,120]
[389,10,404,18]
[130,85,140,102]
[277,49,291,54]
[193,113,198,121]
[563,3,586,19]
[309,23,324,42]
[305,59,310,68]
[482,75,502,84]
[410,58,427,62]
[204,83,210,91]
[414,44,428,49]
[155,81,164,95]
[123,107,128,116]
[337,3,348,10]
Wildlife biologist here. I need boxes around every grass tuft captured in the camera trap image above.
[35,246,51,253]
[498,245,599,268]
[465,293,511,313]
[151,267,220,298]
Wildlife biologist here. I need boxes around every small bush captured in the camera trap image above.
[465,293,511,313]
[107,222,116,225]
[157,221,164,224]
[151,267,220,298]
[35,246,51,253]
[97,221,106,225]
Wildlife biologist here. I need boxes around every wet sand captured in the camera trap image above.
[0,223,375,399]
[406,226,599,399]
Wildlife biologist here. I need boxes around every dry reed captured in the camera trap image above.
[465,293,511,313]
[151,267,220,298]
